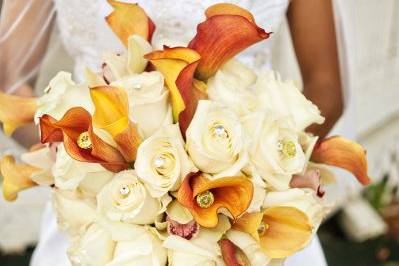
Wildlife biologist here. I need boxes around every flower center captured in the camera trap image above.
[257,221,269,236]
[77,131,92,149]
[278,140,296,158]
[196,190,215,208]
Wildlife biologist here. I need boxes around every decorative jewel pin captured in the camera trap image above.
[77,131,92,149]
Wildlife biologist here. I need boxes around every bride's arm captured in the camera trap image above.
[0,0,55,147]
[287,0,344,138]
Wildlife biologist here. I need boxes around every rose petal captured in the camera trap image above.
[177,172,253,228]
[39,107,127,172]
[145,47,201,124]
[90,86,141,162]
[311,136,371,185]
[188,4,270,80]
[0,155,39,201]
[105,0,155,45]
[0,92,37,136]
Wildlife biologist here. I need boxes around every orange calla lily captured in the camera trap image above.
[0,155,39,201]
[90,86,141,162]
[106,0,155,46]
[145,47,207,134]
[188,3,270,80]
[177,172,253,228]
[0,91,37,136]
[39,107,127,172]
[233,207,313,259]
[311,136,371,185]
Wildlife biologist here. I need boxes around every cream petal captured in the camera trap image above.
[226,230,270,266]
[127,34,153,74]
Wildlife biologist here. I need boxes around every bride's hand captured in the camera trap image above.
[287,0,344,138]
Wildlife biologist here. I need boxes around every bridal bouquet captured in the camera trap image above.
[0,2,370,265]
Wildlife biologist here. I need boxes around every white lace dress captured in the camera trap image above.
[30,0,327,265]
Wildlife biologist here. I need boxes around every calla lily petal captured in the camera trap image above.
[176,60,208,135]
[145,47,202,124]
[39,107,127,172]
[90,86,141,162]
[188,3,270,80]
[205,3,255,22]
[234,207,312,259]
[105,0,155,45]
[311,136,371,185]
[1,155,39,201]
[0,92,37,136]
[177,172,253,228]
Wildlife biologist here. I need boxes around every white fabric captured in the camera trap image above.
[26,0,325,265]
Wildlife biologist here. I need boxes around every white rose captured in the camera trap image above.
[208,59,258,116]
[35,72,93,123]
[254,71,325,131]
[186,100,248,178]
[97,170,170,224]
[135,124,197,197]
[263,188,327,228]
[68,220,167,266]
[243,111,306,190]
[112,71,172,138]
[52,144,113,196]
[52,189,97,235]
[226,230,270,266]
[164,215,230,266]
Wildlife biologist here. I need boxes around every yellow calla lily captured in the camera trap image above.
[0,91,37,136]
[233,207,312,259]
[106,0,155,46]
[90,86,141,162]
[1,155,39,201]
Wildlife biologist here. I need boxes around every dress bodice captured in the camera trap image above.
[53,0,290,80]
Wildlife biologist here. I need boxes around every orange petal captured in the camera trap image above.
[0,155,39,201]
[311,136,371,185]
[232,212,264,242]
[188,4,270,80]
[205,3,255,22]
[177,172,253,228]
[0,92,37,136]
[106,0,155,45]
[260,207,312,258]
[220,239,251,266]
[176,61,208,135]
[90,86,141,162]
[145,47,201,124]
[39,107,127,172]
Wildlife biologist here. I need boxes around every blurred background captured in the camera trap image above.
[1,0,399,265]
